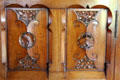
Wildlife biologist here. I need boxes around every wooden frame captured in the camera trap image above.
[0,0,116,80]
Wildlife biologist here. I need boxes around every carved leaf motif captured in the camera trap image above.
[74,10,98,27]
[73,10,99,70]
[75,55,96,70]
[14,9,40,26]
[18,54,40,70]
[10,8,41,70]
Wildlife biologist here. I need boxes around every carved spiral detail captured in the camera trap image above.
[19,32,36,49]
[77,32,94,50]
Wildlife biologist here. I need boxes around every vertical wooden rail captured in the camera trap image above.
[115,8,120,80]
[0,9,7,65]
[0,0,6,80]
[49,9,66,80]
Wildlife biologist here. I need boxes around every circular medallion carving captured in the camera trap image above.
[19,32,36,49]
[77,32,94,50]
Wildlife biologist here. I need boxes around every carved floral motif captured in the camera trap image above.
[14,9,39,26]
[73,10,99,70]
[11,8,41,70]
[18,54,40,70]
[74,10,99,27]
[74,55,96,70]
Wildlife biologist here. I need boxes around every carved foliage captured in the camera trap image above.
[14,9,39,26]
[11,8,41,70]
[75,55,96,70]
[74,10,98,27]
[18,54,40,70]
[73,10,99,70]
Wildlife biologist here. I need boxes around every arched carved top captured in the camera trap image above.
[6,4,23,8]
[92,5,112,27]
[68,5,84,8]
[30,4,49,8]
[6,4,49,8]
[68,4,112,28]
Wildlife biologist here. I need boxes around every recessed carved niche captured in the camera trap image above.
[66,9,109,71]
[6,8,48,71]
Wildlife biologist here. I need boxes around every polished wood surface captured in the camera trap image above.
[66,71,106,80]
[67,9,107,71]
[67,9,86,70]
[0,0,117,80]
[115,5,120,80]
[6,8,48,79]
[66,9,107,80]
[7,8,48,70]
[49,9,66,80]
[7,71,47,80]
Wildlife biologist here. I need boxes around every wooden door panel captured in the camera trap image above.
[66,9,107,72]
[6,8,48,71]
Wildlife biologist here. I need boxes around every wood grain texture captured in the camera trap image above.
[7,71,47,80]
[0,0,117,80]
[66,9,87,70]
[6,8,48,80]
[49,9,66,71]
[66,71,106,80]
[67,9,107,71]
[106,39,115,80]
[66,9,107,80]
[114,9,120,80]
[0,29,6,80]
[49,9,66,72]
[7,9,48,70]
[4,0,116,33]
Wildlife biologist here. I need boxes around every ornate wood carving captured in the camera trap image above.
[19,32,36,49]
[74,10,99,27]
[17,54,40,70]
[67,9,107,71]
[74,55,96,70]
[13,9,40,26]
[73,10,99,70]
[77,32,94,50]
[15,9,39,70]
[7,8,47,70]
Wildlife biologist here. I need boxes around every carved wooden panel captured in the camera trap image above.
[66,9,107,71]
[6,8,48,71]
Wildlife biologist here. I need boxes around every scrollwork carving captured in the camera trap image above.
[77,32,94,50]
[19,32,36,49]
